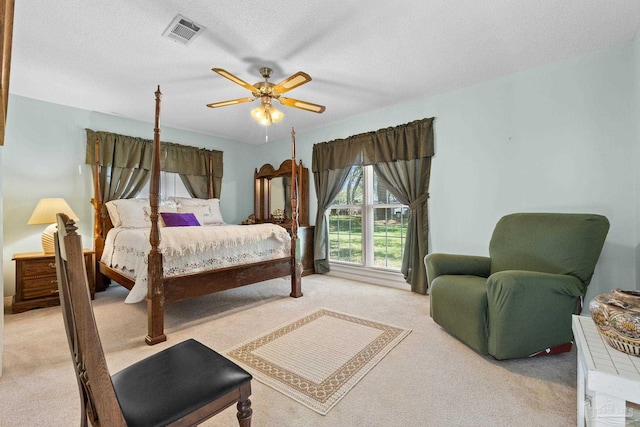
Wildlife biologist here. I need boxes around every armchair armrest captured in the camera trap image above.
[424,253,491,288]
[487,270,585,301]
[485,270,584,359]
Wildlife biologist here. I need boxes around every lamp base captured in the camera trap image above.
[41,223,57,254]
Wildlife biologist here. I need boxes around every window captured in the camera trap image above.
[327,165,409,270]
[139,171,191,199]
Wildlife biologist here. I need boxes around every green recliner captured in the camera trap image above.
[425,213,609,360]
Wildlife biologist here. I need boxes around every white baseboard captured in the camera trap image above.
[325,263,409,291]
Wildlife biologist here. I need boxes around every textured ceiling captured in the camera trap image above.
[10,1,640,145]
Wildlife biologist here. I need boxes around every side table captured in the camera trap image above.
[12,250,95,313]
[572,315,640,426]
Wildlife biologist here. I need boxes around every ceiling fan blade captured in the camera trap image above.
[212,68,257,93]
[279,97,326,113]
[206,97,255,108]
[273,71,312,95]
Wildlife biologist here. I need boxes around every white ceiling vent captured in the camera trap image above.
[162,15,205,46]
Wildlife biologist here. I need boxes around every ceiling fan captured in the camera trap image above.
[206,67,326,125]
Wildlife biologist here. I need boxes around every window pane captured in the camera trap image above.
[328,207,362,263]
[372,173,401,204]
[372,206,408,268]
[332,166,363,206]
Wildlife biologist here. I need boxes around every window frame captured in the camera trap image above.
[327,165,408,273]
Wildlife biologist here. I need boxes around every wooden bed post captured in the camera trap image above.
[146,85,166,345]
[92,137,109,292]
[290,128,302,297]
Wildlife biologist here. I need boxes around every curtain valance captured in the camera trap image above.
[86,129,223,200]
[312,117,434,172]
[85,129,223,178]
[163,142,223,178]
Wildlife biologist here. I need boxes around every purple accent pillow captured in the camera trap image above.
[160,212,201,227]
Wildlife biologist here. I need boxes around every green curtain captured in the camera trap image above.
[312,166,353,274]
[312,134,365,172]
[86,129,224,203]
[374,157,431,294]
[85,130,153,209]
[311,117,435,293]
[163,142,223,198]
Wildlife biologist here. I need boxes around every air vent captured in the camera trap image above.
[162,15,205,46]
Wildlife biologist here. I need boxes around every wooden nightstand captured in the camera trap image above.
[11,250,95,314]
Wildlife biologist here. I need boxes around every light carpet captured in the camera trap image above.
[2,274,581,426]
[225,308,411,415]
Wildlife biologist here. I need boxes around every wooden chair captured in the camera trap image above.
[53,213,253,427]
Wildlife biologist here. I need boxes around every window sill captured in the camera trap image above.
[326,263,409,290]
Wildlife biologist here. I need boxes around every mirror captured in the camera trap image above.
[270,177,286,218]
[269,176,295,220]
[254,159,309,227]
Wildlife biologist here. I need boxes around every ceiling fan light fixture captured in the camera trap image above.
[208,67,325,123]
[269,107,284,123]
[251,104,284,126]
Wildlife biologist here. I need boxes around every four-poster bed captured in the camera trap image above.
[92,86,302,345]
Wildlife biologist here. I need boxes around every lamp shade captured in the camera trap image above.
[28,198,79,253]
[28,198,78,225]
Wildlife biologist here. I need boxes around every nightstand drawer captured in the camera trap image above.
[22,276,59,299]
[18,257,57,277]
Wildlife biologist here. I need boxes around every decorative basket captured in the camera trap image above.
[589,289,640,357]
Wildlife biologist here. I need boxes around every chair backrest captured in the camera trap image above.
[54,213,127,426]
[489,213,609,290]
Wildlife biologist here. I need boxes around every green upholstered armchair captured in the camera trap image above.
[425,213,609,360]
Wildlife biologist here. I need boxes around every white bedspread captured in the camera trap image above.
[101,224,291,303]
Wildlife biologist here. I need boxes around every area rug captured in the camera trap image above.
[225,308,411,415]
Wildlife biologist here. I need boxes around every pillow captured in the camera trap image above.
[172,197,204,206]
[160,212,201,227]
[176,204,209,225]
[105,199,179,228]
[143,204,178,226]
[105,198,149,228]
[175,198,225,225]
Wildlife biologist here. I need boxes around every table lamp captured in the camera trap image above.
[27,198,79,254]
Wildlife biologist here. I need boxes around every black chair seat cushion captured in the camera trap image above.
[112,339,252,427]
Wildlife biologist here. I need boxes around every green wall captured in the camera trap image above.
[263,39,639,304]
[3,35,640,307]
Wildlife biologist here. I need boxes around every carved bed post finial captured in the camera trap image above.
[150,86,162,253]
